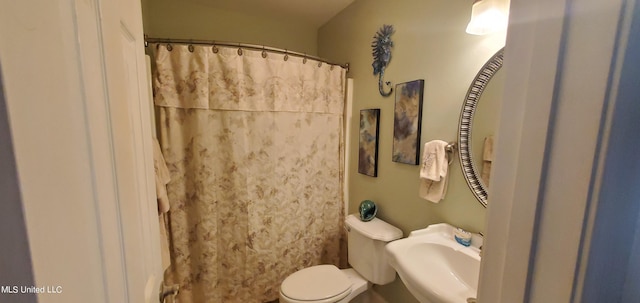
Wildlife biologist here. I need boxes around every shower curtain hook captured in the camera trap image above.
[166,44,173,51]
[284,50,289,61]
[303,54,307,64]
[261,47,267,58]
[237,43,243,56]
[212,44,218,53]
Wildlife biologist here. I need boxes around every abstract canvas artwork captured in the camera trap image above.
[392,79,424,165]
[358,109,380,177]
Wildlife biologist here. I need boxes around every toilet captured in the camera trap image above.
[279,214,403,303]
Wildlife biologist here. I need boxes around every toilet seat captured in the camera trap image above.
[280,265,352,303]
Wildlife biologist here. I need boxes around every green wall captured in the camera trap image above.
[318,1,504,301]
[141,0,318,55]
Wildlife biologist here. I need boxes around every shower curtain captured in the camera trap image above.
[152,44,346,303]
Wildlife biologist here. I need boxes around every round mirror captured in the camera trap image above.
[458,48,504,207]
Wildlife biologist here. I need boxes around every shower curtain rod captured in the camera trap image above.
[145,36,350,72]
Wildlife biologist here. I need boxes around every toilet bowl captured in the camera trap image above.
[279,265,368,303]
[279,215,403,303]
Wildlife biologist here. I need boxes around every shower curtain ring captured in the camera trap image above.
[284,50,289,61]
[166,44,173,51]
[188,44,195,53]
[262,47,267,58]
[212,44,218,53]
[303,54,307,64]
[238,47,243,56]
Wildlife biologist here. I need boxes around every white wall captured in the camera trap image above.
[0,62,36,303]
[0,1,159,302]
[623,215,640,302]
[480,0,639,301]
[580,0,640,301]
[1,2,110,301]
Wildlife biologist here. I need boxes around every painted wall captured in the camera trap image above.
[141,0,318,55]
[319,1,504,301]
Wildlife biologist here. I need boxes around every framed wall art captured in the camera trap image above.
[358,108,381,177]
[392,79,424,165]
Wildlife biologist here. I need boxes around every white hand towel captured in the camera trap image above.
[153,138,171,213]
[159,214,171,271]
[481,135,494,186]
[419,140,449,203]
[483,135,494,161]
[152,138,172,271]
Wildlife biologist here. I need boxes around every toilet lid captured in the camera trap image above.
[281,265,352,301]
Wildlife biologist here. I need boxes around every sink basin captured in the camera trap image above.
[385,223,482,303]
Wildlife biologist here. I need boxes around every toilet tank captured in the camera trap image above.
[345,214,403,285]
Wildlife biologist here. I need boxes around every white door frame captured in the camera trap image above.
[479,0,638,302]
[0,1,161,302]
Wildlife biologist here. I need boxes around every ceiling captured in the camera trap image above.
[191,0,356,28]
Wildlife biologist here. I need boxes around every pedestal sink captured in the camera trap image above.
[385,223,482,303]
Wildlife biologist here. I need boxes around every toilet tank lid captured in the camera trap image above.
[345,214,403,241]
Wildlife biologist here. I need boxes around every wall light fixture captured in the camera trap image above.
[466,0,508,35]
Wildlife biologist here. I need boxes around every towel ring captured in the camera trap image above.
[445,142,457,165]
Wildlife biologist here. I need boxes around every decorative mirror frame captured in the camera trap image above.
[458,48,504,207]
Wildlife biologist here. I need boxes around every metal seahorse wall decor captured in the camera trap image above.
[371,24,395,97]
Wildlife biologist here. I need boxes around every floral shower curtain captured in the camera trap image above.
[151,44,346,303]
